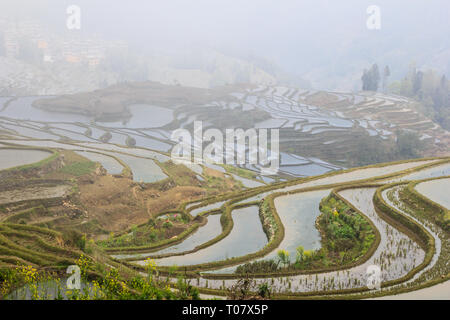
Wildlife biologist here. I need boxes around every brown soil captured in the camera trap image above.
[145,185,206,216]
[77,172,207,234]
[203,167,237,189]
[78,175,147,233]
[0,148,237,242]
[204,167,225,179]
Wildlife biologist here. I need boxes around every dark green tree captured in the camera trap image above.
[361,64,380,91]
[382,65,390,93]
[412,70,423,97]
[361,69,369,91]
[370,64,380,91]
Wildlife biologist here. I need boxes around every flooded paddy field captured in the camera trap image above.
[189,201,226,217]
[0,97,91,123]
[381,186,442,283]
[97,104,174,129]
[7,278,94,300]
[113,214,223,260]
[0,85,448,300]
[74,151,124,175]
[136,206,267,267]
[206,162,447,277]
[0,148,53,171]
[106,152,167,183]
[379,184,450,299]
[374,280,450,300]
[287,160,438,189]
[1,85,448,183]
[0,122,61,140]
[0,139,170,163]
[234,159,438,204]
[272,190,329,260]
[415,178,450,209]
[125,133,172,152]
[229,174,264,188]
[75,143,170,162]
[386,162,450,182]
[192,188,425,294]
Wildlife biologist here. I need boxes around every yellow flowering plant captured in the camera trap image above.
[145,258,158,280]
[76,254,91,279]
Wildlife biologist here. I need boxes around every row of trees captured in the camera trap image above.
[389,64,449,130]
[361,64,390,92]
[361,62,449,130]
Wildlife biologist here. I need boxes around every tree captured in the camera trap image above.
[382,65,390,93]
[370,64,380,91]
[396,130,423,158]
[412,70,423,97]
[361,64,380,91]
[361,69,369,91]
[391,67,449,130]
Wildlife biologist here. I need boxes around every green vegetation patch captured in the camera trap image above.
[317,196,376,265]
[59,161,96,177]
[221,164,258,180]
[235,194,376,274]
[159,161,200,186]
[98,213,191,249]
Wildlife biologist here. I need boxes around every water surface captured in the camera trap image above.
[139,206,267,266]
[0,148,52,171]
[75,151,124,175]
[415,178,450,209]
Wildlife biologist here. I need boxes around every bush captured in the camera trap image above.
[235,260,279,274]
[63,229,86,251]
[162,221,173,229]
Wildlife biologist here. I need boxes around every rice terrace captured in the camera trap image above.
[0,0,449,307]
[0,80,448,301]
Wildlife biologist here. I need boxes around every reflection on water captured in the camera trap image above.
[75,151,124,175]
[107,152,167,183]
[7,278,93,300]
[389,163,450,182]
[138,206,267,266]
[0,148,52,171]
[97,104,174,129]
[374,280,450,300]
[189,201,226,217]
[272,189,329,261]
[1,97,91,123]
[415,178,450,209]
[114,214,223,260]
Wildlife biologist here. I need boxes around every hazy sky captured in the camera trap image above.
[1,0,449,87]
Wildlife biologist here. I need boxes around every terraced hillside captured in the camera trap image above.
[0,142,448,299]
[0,82,449,300]
[110,157,449,299]
[11,82,448,177]
[0,144,247,300]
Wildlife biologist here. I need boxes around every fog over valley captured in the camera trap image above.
[0,0,449,303]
